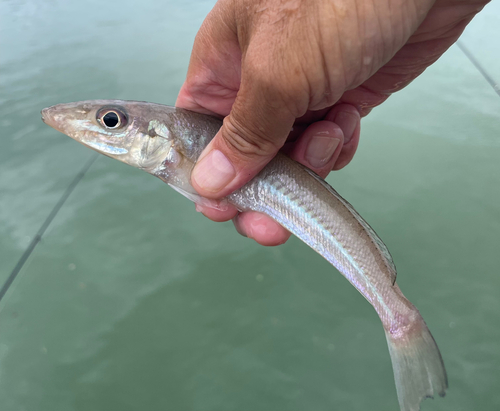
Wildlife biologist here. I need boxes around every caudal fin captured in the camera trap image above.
[385,319,448,411]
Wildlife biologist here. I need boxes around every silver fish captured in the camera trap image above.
[42,100,447,411]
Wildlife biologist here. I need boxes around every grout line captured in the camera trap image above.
[457,40,500,98]
[0,153,99,302]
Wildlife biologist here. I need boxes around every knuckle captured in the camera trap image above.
[243,54,309,116]
[221,115,280,158]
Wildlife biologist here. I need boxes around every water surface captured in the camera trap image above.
[1,1,499,410]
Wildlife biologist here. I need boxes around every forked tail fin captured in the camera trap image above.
[385,318,448,411]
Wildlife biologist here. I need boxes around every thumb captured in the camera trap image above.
[191,75,298,199]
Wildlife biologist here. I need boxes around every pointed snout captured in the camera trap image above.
[41,102,84,134]
[41,104,67,133]
[41,106,55,127]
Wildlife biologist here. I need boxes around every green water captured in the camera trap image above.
[1,1,499,410]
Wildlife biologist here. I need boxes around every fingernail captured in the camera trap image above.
[305,135,340,168]
[334,111,358,143]
[192,149,235,193]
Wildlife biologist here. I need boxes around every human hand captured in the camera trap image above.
[177,0,488,246]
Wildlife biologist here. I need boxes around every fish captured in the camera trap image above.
[41,100,448,411]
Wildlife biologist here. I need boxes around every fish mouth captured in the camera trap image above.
[41,106,58,130]
[41,107,48,123]
[41,104,72,135]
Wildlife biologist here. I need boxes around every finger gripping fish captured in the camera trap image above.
[42,100,447,411]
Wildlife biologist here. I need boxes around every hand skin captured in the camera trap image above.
[176,0,489,246]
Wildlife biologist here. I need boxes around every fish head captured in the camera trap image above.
[42,100,162,166]
[41,99,223,194]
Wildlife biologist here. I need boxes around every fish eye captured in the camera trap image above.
[97,108,127,129]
